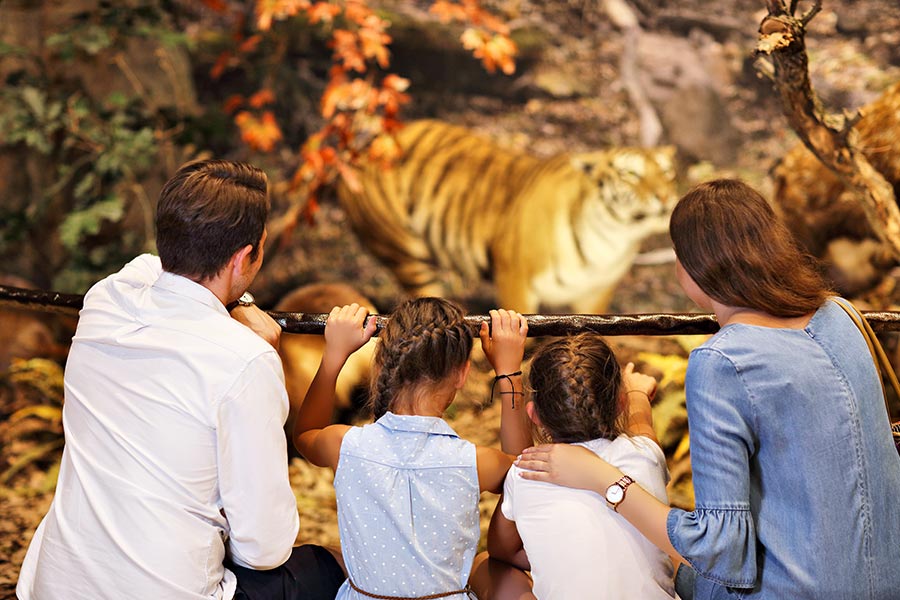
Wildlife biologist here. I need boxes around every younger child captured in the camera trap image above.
[486,333,676,599]
[293,298,531,599]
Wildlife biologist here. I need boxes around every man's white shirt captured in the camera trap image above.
[17,255,299,600]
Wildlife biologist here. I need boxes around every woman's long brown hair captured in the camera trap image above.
[670,179,830,317]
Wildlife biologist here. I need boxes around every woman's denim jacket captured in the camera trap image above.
[667,300,900,599]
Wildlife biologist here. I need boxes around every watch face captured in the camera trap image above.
[606,484,624,504]
[238,291,255,305]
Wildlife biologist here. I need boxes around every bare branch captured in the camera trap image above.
[799,0,822,26]
[757,3,900,259]
[766,0,787,17]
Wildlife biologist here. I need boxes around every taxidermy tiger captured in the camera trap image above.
[337,119,678,313]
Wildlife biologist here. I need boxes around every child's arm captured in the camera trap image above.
[475,446,515,494]
[293,303,377,470]
[480,309,531,455]
[486,497,531,571]
[621,362,660,445]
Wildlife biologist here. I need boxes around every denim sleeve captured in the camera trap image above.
[667,347,757,589]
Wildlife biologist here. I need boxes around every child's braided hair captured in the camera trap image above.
[369,297,474,419]
[527,333,625,443]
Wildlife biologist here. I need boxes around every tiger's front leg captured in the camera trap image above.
[493,269,540,314]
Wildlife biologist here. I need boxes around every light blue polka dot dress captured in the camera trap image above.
[334,412,480,599]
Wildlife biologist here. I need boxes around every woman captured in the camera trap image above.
[516,179,900,599]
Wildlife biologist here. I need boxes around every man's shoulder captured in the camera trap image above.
[185,312,279,365]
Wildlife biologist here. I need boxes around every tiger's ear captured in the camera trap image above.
[569,152,610,177]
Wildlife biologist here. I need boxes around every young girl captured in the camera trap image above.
[482,334,676,599]
[294,298,531,600]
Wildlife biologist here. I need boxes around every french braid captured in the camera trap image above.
[370,298,474,419]
[528,334,624,443]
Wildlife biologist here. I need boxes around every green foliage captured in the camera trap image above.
[0,359,65,492]
[0,2,179,292]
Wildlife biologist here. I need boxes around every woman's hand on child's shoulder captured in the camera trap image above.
[516,444,614,493]
[323,303,377,362]
[479,308,528,375]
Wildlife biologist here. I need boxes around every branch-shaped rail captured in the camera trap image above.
[4,284,900,335]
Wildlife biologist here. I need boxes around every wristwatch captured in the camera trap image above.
[226,291,255,312]
[605,475,635,512]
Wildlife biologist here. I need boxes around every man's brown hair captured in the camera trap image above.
[670,179,830,317]
[156,160,269,281]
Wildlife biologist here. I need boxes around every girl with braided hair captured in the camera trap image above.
[474,333,675,600]
[293,298,531,600]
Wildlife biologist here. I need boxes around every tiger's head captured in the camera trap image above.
[571,146,678,234]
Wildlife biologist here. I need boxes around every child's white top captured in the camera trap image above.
[503,435,676,599]
[334,412,480,599]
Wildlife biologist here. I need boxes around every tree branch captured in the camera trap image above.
[757,1,900,259]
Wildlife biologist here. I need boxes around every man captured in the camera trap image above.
[17,160,345,600]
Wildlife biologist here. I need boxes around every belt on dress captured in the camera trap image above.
[347,578,477,599]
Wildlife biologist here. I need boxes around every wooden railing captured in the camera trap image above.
[4,283,900,336]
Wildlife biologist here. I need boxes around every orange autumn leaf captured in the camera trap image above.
[248,89,276,108]
[367,133,402,165]
[461,28,516,74]
[210,51,233,80]
[430,0,467,22]
[481,33,517,75]
[308,2,342,24]
[330,29,367,73]
[382,74,410,93]
[235,110,283,152]
[376,83,410,117]
[238,34,263,54]
[344,0,374,25]
[255,0,279,30]
[255,0,311,30]
[358,18,392,68]
[321,79,372,118]
[223,94,245,114]
[460,27,487,51]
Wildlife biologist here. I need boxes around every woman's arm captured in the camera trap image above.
[293,303,377,469]
[480,309,532,455]
[518,349,760,586]
[515,444,682,564]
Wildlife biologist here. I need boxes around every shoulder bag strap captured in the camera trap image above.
[831,297,900,426]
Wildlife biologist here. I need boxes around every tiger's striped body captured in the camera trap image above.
[338,120,677,313]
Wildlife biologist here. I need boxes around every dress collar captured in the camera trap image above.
[376,412,461,438]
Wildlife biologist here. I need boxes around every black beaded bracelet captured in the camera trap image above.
[490,370,523,408]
